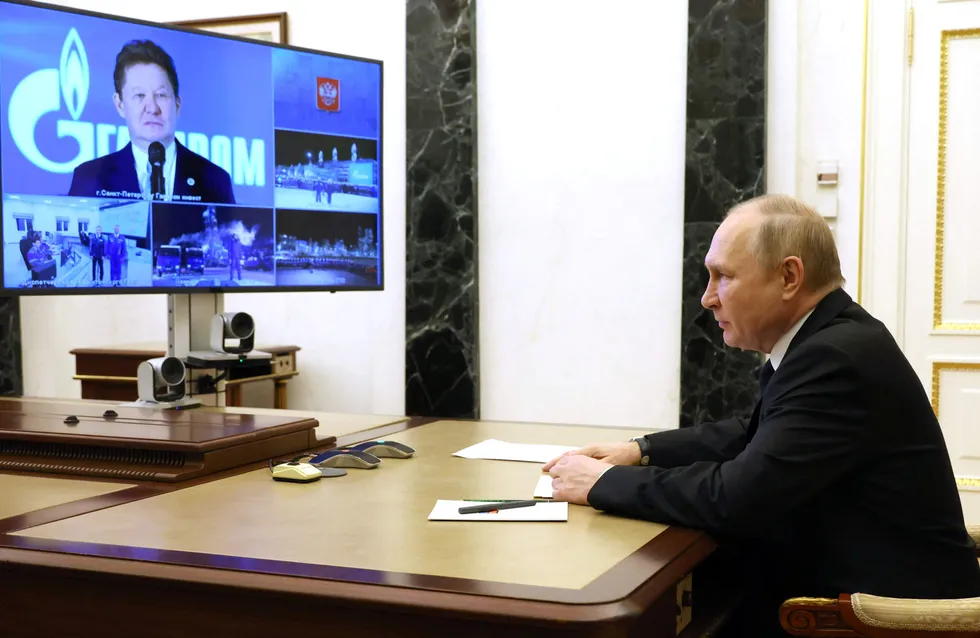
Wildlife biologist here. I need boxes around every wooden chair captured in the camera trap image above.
[779,526,980,636]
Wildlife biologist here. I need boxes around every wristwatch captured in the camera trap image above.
[629,436,652,466]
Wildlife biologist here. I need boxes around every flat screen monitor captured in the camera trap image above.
[0,0,383,294]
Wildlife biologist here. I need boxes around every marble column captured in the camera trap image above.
[0,297,22,396]
[405,0,479,418]
[680,0,767,428]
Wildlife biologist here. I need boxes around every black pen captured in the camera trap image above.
[458,500,538,514]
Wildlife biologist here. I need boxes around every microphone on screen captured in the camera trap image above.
[148,141,166,198]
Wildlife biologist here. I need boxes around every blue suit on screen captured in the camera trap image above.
[106,232,128,283]
[68,142,236,205]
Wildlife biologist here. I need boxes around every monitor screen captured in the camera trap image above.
[0,0,383,294]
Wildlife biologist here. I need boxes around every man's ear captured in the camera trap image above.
[175,95,181,115]
[781,256,805,299]
[113,93,125,118]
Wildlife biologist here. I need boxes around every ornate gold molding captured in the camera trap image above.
[857,0,869,304]
[955,476,980,489]
[931,360,980,416]
[934,29,980,331]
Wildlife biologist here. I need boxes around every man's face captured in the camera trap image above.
[96,226,102,235]
[114,225,120,235]
[700,208,787,353]
[113,63,180,149]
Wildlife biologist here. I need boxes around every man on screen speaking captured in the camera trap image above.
[69,40,235,204]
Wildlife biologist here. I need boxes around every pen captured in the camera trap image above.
[458,500,538,514]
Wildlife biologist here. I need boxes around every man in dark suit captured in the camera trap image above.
[544,194,980,635]
[89,225,106,284]
[228,234,243,281]
[106,225,127,286]
[68,40,235,204]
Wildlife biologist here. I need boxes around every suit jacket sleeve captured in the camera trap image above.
[222,171,236,204]
[68,164,94,197]
[216,166,236,204]
[588,342,868,539]
[639,416,750,468]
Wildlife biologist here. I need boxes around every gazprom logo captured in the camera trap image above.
[7,29,265,186]
[61,28,89,122]
[8,28,93,172]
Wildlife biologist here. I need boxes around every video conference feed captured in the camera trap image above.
[0,0,382,291]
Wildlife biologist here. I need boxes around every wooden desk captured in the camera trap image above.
[0,411,739,637]
[0,395,410,445]
[70,343,301,408]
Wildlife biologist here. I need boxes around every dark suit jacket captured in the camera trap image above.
[589,288,980,603]
[89,234,105,260]
[68,141,235,204]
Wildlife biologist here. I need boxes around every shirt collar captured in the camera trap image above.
[769,308,815,370]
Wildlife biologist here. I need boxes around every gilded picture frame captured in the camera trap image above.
[172,13,288,44]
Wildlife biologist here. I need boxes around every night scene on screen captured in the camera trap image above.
[151,204,274,288]
[274,130,379,214]
[0,0,382,292]
[275,210,379,287]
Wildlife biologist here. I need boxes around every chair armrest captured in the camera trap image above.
[845,592,980,633]
[782,594,980,636]
[780,597,861,636]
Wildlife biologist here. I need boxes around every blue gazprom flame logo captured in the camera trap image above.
[60,29,89,122]
[7,29,267,186]
[8,28,95,173]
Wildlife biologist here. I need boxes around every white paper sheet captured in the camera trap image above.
[427,500,568,522]
[452,439,577,463]
[533,475,554,499]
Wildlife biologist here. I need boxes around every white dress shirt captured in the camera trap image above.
[768,308,815,370]
[132,140,177,201]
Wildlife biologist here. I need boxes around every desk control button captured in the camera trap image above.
[64,415,79,425]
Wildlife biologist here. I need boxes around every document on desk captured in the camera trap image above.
[453,439,578,463]
[427,500,568,522]
[533,475,554,499]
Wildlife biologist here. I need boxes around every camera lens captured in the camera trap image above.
[229,312,254,338]
[159,356,185,386]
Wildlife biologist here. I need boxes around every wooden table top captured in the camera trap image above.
[13,420,665,592]
[0,409,721,626]
[0,474,135,520]
[1,396,409,442]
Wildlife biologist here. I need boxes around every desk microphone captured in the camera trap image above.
[148,141,165,198]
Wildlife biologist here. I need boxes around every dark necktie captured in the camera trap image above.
[759,360,774,393]
[746,360,775,443]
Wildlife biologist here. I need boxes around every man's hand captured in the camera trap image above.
[542,441,641,472]
[548,455,613,505]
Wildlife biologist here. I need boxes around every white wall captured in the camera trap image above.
[476,1,687,429]
[19,0,406,415]
[767,0,866,299]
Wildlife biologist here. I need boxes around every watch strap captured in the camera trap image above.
[630,436,651,466]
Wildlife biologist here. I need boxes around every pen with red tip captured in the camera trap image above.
[458,500,538,514]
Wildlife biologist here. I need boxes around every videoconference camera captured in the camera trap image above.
[210,311,255,355]
[137,356,186,403]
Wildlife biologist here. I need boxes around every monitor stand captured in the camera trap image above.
[119,293,274,410]
[120,292,263,410]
